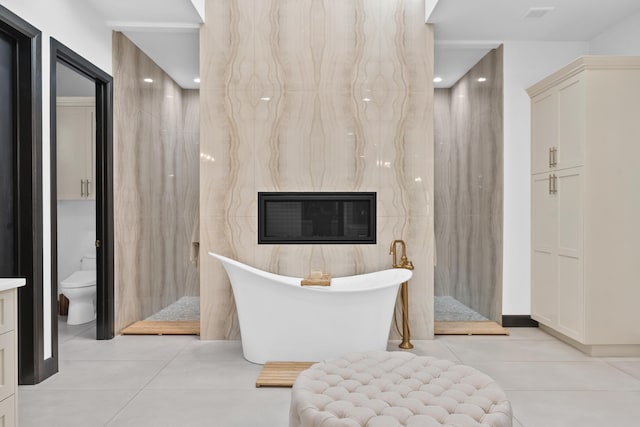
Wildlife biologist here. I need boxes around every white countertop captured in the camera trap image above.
[0,278,26,292]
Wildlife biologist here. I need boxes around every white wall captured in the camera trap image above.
[590,12,640,55]
[502,41,589,315]
[0,0,112,358]
[57,201,96,292]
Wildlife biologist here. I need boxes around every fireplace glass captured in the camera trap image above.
[258,192,376,244]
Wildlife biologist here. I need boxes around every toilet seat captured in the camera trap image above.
[61,270,96,288]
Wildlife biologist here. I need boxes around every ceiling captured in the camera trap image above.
[86,0,202,89]
[83,1,640,91]
[429,0,640,88]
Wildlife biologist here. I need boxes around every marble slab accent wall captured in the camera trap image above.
[200,0,434,340]
[434,47,504,322]
[113,33,200,331]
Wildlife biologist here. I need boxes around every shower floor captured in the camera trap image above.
[435,296,488,322]
[145,296,200,321]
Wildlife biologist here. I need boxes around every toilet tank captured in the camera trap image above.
[81,251,97,270]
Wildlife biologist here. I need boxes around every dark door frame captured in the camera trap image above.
[0,5,44,385]
[50,39,114,344]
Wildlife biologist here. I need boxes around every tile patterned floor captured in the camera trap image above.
[18,320,640,427]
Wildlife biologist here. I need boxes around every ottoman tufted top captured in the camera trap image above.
[290,351,512,427]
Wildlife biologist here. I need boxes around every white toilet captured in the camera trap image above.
[60,252,97,325]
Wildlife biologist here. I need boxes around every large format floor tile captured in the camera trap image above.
[146,359,262,390]
[106,389,291,427]
[59,334,196,361]
[19,325,640,426]
[607,360,640,381]
[509,390,640,427]
[30,360,167,390]
[18,389,138,427]
[388,339,462,361]
[470,361,640,391]
[174,339,244,362]
[443,338,593,363]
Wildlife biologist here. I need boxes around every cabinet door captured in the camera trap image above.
[531,90,557,174]
[0,331,15,403]
[56,102,95,200]
[555,168,584,340]
[531,173,557,325]
[557,77,585,169]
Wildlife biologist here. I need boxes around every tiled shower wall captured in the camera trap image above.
[200,0,435,339]
[114,33,200,331]
[434,47,504,322]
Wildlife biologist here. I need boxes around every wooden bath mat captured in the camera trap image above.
[435,321,509,335]
[256,361,316,388]
[120,321,200,335]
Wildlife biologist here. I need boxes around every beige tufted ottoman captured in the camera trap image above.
[290,351,512,427]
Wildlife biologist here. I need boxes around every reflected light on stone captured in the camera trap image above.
[200,153,216,162]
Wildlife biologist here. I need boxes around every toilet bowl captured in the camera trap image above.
[60,252,96,325]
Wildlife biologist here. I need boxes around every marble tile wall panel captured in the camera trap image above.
[200,0,434,340]
[434,89,452,297]
[433,47,504,321]
[114,33,200,331]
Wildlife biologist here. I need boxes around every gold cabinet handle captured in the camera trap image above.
[81,179,85,197]
[549,174,553,194]
[86,179,90,197]
[552,174,558,194]
[549,147,553,168]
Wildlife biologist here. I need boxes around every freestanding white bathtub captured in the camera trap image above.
[209,253,413,364]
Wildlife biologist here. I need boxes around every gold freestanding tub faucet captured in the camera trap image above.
[390,240,414,349]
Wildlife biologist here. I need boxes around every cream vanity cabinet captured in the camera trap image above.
[528,56,640,356]
[0,279,25,427]
[57,97,95,200]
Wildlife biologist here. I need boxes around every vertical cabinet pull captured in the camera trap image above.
[549,174,558,195]
[549,147,558,167]
[79,179,92,198]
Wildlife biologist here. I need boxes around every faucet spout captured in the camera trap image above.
[389,239,406,268]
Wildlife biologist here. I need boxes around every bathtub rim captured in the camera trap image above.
[208,252,412,293]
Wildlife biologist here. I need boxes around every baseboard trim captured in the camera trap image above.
[502,315,539,327]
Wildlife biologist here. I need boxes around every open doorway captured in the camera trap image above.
[50,39,114,347]
[54,62,98,339]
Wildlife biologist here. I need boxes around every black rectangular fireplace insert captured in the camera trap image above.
[258,192,376,244]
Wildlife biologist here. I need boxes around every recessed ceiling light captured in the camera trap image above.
[362,97,371,102]
[433,77,443,83]
[143,78,153,83]
[477,77,487,82]
[525,7,555,19]
[260,97,271,101]
[193,77,200,83]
